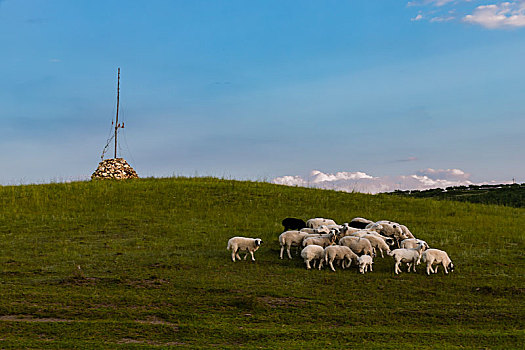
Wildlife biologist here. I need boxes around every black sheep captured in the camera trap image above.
[348,220,369,229]
[281,217,307,231]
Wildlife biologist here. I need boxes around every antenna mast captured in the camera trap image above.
[114,68,120,159]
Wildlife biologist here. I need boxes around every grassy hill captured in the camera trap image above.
[0,177,523,349]
[390,183,525,208]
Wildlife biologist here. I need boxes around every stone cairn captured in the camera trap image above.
[91,158,138,180]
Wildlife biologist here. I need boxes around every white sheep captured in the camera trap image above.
[339,224,362,237]
[226,237,263,262]
[324,245,358,272]
[400,238,429,251]
[299,227,319,234]
[278,230,309,259]
[358,255,373,274]
[339,236,374,256]
[306,218,337,229]
[300,245,325,270]
[350,229,384,238]
[365,231,395,247]
[302,232,337,248]
[362,222,384,234]
[322,224,343,233]
[361,234,391,258]
[421,249,454,275]
[399,224,416,239]
[313,225,332,234]
[388,243,425,274]
[370,221,408,245]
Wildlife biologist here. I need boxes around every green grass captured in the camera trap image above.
[0,177,524,348]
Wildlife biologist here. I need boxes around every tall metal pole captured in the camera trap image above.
[114,68,120,159]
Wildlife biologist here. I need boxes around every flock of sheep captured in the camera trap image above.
[227,216,454,276]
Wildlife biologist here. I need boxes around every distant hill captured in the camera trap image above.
[389,183,525,208]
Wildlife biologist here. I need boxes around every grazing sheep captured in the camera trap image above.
[340,224,361,237]
[324,245,358,272]
[227,237,263,262]
[339,236,374,256]
[358,255,373,274]
[362,222,384,234]
[399,224,416,239]
[303,232,337,248]
[348,217,374,229]
[388,243,425,274]
[400,238,429,251]
[369,221,408,245]
[313,225,332,234]
[306,218,337,229]
[421,249,454,275]
[319,224,343,234]
[366,231,395,247]
[351,230,395,248]
[279,231,309,259]
[300,227,319,234]
[282,217,307,231]
[300,245,325,270]
[362,234,391,258]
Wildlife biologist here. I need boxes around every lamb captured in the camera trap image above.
[358,255,373,274]
[324,245,358,272]
[302,232,337,248]
[339,236,374,256]
[400,238,429,251]
[227,237,263,262]
[300,245,325,270]
[361,234,391,258]
[306,218,337,229]
[282,217,307,231]
[387,243,425,274]
[421,249,454,275]
[278,230,309,259]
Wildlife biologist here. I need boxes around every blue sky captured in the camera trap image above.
[1,0,524,189]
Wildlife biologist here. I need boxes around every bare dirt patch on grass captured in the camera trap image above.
[257,296,306,308]
[0,315,73,323]
[135,316,179,330]
[117,338,186,346]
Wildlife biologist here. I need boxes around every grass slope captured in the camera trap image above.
[0,177,524,349]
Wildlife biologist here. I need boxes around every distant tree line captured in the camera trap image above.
[388,183,525,208]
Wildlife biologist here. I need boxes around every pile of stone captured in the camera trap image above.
[91,158,139,180]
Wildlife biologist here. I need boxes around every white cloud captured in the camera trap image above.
[432,0,457,6]
[464,1,525,28]
[407,0,456,7]
[415,168,470,181]
[411,13,424,21]
[272,169,509,194]
[430,15,456,22]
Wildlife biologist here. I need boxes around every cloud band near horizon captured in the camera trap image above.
[272,169,512,194]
